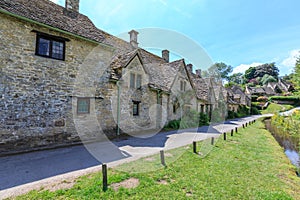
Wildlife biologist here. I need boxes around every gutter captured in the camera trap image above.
[0,8,114,50]
[116,81,121,136]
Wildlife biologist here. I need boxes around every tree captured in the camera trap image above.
[254,63,279,80]
[244,66,256,82]
[228,72,244,84]
[206,62,233,81]
[244,63,279,83]
[292,56,300,91]
[261,74,277,85]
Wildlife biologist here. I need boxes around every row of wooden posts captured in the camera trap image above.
[102,119,256,191]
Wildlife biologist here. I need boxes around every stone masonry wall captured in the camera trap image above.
[0,13,114,155]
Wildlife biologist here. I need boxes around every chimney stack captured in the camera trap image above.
[128,30,139,48]
[162,50,169,62]
[187,64,193,73]
[196,69,202,77]
[65,0,80,12]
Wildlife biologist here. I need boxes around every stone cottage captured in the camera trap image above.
[0,0,215,155]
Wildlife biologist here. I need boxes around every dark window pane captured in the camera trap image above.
[136,74,142,88]
[130,73,135,88]
[38,38,50,56]
[52,41,64,60]
[77,98,90,114]
[133,102,139,116]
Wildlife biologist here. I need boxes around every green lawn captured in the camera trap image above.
[13,120,300,200]
[261,103,294,114]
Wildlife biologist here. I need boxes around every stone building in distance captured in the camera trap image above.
[1,0,220,155]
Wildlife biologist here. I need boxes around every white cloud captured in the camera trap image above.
[232,62,263,74]
[50,0,59,3]
[281,49,300,68]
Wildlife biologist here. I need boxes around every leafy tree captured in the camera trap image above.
[292,56,300,92]
[244,67,256,82]
[261,74,277,85]
[206,62,233,81]
[244,63,279,83]
[228,72,244,84]
[254,63,279,80]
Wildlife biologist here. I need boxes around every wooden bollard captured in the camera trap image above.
[211,137,215,145]
[193,141,197,154]
[223,132,227,140]
[102,164,108,192]
[243,124,245,129]
[160,150,166,166]
[231,129,234,136]
[235,127,238,133]
[246,122,248,127]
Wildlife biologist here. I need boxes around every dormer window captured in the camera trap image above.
[130,73,142,89]
[34,31,69,61]
[180,80,186,91]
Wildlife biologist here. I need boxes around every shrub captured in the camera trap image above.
[199,112,209,126]
[250,106,261,115]
[165,119,181,129]
[269,96,300,101]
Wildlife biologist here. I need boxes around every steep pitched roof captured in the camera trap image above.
[189,73,209,102]
[0,0,133,50]
[109,49,177,92]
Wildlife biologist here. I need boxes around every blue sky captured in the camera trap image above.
[52,0,300,75]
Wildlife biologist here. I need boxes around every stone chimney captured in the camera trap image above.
[196,69,201,77]
[64,0,80,18]
[162,50,169,62]
[128,30,139,48]
[65,0,80,12]
[187,64,193,73]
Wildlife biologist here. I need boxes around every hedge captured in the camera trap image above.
[269,96,300,101]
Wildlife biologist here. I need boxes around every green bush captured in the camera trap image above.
[269,96,300,101]
[199,112,209,126]
[250,106,261,115]
[227,110,235,119]
[165,119,181,129]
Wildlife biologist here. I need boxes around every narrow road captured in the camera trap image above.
[0,115,261,199]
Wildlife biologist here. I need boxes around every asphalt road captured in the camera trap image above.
[0,115,261,198]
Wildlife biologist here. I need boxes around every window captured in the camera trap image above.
[130,73,142,89]
[130,73,135,88]
[133,101,140,116]
[136,74,142,88]
[35,32,67,60]
[180,80,186,91]
[77,98,90,114]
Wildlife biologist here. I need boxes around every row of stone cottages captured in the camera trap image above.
[0,0,250,155]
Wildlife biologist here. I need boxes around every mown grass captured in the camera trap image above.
[262,103,294,114]
[13,120,300,200]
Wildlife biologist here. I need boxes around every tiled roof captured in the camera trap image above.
[0,0,133,51]
[109,49,177,92]
[189,73,209,102]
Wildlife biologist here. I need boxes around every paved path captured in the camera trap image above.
[280,107,300,116]
[0,115,262,199]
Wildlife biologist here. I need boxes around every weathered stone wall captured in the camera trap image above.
[0,13,114,155]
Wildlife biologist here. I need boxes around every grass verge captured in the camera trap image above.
[12,120,300,200]
[262,103,294,114]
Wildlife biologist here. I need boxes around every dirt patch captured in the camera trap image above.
[111,178,140,191]
[144,157,155,161]
[42,179,76,192]
[164,153,173,157]
[157,179,168,185]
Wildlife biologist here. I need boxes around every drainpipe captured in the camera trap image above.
[116,81,121,136]
[157,90,163,128]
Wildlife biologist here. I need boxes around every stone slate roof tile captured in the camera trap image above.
[0,0,133,50]
[189,73,209,102]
